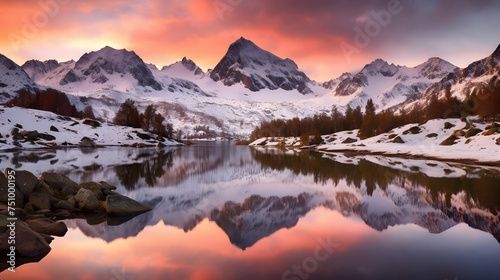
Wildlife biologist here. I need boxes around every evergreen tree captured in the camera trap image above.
[152,113,166,136]
[113,99,140,128]
[359,99,377,139]
[141,104,156,131]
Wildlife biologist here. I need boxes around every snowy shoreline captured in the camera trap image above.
[0,106,182,151]
[250,118,500,166]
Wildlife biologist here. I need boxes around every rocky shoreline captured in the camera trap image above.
[0,169,151,271]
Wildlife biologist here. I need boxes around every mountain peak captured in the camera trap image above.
[361,58,398,77]
[209,37,312,94]
[60,46,162,90]
[161,57,205,78]
[492,44,500,58]
[234,36,253,46]
[416,57,457,79]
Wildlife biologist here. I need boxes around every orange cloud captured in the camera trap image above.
[0,0,498,82]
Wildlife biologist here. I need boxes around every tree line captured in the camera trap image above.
[113,98,174,138]
[250,81,500,141]
[5,88,96,119]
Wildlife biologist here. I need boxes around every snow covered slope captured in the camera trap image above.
[0,54,39,102]
[209,37,314,94]
[0,105,180,150]
[0,41,497,138]
[333,58,458,110]
[424,44,500,100]
[318,118,500,164]
[161,57,205,80]
[251,118,500,164]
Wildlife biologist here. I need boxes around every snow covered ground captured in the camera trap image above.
[0,105,181,150]
[250,118,500,165]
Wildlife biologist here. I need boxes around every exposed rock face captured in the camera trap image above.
[82,119,101,128]
[210,37,313,94]
[13,170,39,198]
[29,191,54,211]
[41,172,80,199]
[79,136,97,147]
[25,218,68,237]
[0,169,152,272]
[22,59,60,81]
[11,221,51,257]
[75,188,102,211]
[59,46,162,90]
[105,194,152,216]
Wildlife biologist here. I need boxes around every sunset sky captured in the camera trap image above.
[1,0,499,81]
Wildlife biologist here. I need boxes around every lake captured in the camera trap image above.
[1,142,500,280]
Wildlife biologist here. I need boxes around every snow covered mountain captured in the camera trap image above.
[0,54,38,102]
[209,37,314,94]
[0,40,498,138]
[333,57,458,110]
[23,46,163,93]
[161,57,205,80]
[424,44,500,98]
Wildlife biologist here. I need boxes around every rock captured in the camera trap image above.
[342,137,357,144]
[11,187,26,209]
[11,127,19,135]
[79,136,96,147]
[14,124,23,129]
[74,188,102,212]
[0,172,7,204]
[483,127,499,136]
[34,181,54,197]
[465,128,482,138]
[392,136,405,143]
[26,218,68,237]
[12,221,51,257]
[11,170,39,198]
[98,181,117,191]
[25,130,40,141]
[56,200,77,211]
[444,122,455,129]
[67,195,77,207]
[29,191,54,211]
[0,206,27,221]
[41,172,79,199]
[136,132,152,140]
[426,133,438,138]
[453,130,465,137]
[38,133,56,141]
[440,135,458,146]
[39,233,55,244]
[157,141,166,148]
[403,126,421,135]
[79,182,106,201]
[50,125,59,132]
[82,119,101,128]
[13,132,24,141]
[496,137,500,145]
[24,202,35,213]
[105,194,151,216]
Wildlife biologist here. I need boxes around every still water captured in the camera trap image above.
[1,142,500,280]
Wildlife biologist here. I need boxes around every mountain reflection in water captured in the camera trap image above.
[1,143,500,279]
